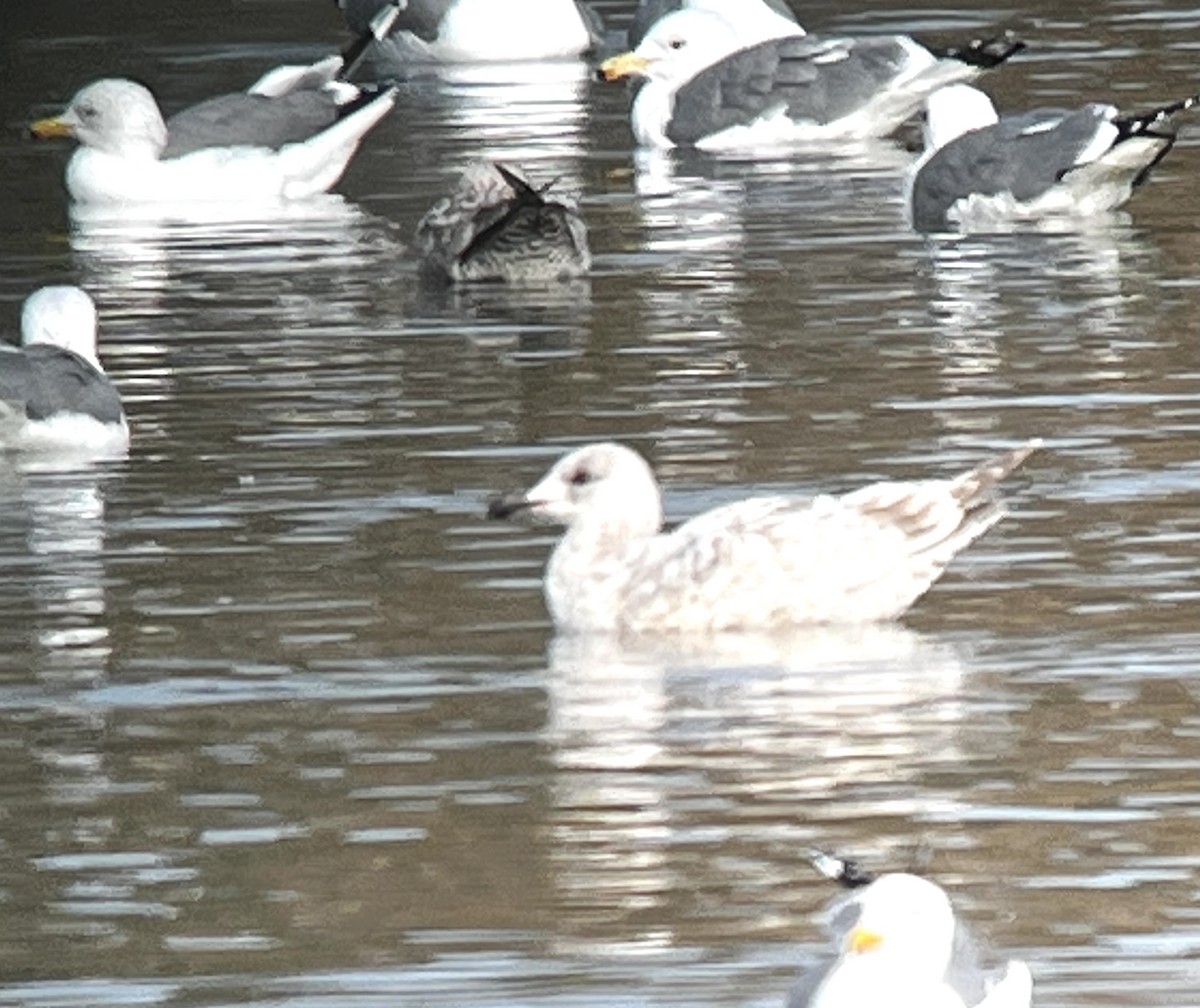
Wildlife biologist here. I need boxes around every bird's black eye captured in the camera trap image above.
[668,38,686,50]
[77,104,96,119]
[569,468,593,486]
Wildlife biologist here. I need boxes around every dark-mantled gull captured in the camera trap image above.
[30,69,396,206]
[486,440,1040,633]
[0,287,128,454]
[628,0,799,49]
[415,162,590,283]
[337,0,603,65]
[908,83,1198,232]
[787,862,1033,1008]
[599,3,1023,150]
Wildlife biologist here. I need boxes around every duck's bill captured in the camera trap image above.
[598,52,651,82]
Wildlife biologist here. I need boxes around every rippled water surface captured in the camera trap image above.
[2,1,1200,1005]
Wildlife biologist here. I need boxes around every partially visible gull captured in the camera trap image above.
[414,162,590,283]
[0,287,128,454]
[599,5,1023,150]
[628,0,799,49]
[908,83,1198,232]
[486,440,1040,633]
[337,0,604,65]
[30,69,396,206]
[787,861,1033,1008]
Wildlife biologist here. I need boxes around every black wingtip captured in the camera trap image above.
[1116,92,1200,138]
[937,31,1026,69]
[494,163,542,202]
[808,850,875,889]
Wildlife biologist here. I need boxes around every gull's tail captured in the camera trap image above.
[278,85,396,198]
[950,439,1042,513]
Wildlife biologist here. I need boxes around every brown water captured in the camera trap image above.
[2,1,1200,1005]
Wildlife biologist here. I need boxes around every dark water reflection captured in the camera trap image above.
[3,1,1200,1006]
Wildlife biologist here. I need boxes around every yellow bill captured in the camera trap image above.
[599,51,652,82]
[30,116,73,139]
[848,926,884,955]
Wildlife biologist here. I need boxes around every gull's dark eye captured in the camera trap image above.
[668,38,686,50]
[569,468,593,486]
[77,104,97,120]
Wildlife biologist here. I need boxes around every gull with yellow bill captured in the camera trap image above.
[598,1,1023,151]
[788,853,1033,1008]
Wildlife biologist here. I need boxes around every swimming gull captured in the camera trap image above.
[486,440,1040,633]
[30,72,396,206]
[599,4,1023,150]
[414,162,590,283]
[908,83,1199,232]
[787,864,1033,1008]
[0,287,128,454]
[628,0,799,49]
[336,0,604,65]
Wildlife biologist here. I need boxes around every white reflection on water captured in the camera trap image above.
[69,196,397,307]
[0,459,121,810]
[420,62,590,190]
[542,626,974,953]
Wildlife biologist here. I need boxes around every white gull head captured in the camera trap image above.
[924,84,999,152]
[21,286,101,368]
[49,79,169,158]
[631,5,801,89]
[518,442,663,537]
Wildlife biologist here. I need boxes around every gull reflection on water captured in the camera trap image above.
[541,625,974,954]
[0,455,124,812]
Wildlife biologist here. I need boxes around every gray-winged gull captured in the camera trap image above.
[415,162,590,283]
[788,856,1033,1008]
[628,0,799,49]
[487,440,1040,633]
[0,287,128,454]
[337,0,603,64]
[599,3,1023,150]
[30,67,396,205]
[908,83,1198,232]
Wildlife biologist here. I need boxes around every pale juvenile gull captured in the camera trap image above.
[337,0,603,65]
[486,440,1040,633]
[628,0,799,49]
[30,71,396,206]
[599,4,1023,150]
[415,162,590,284]
[909,83,1199,232]
[787,858,1033,1008]
[0,287,128,454]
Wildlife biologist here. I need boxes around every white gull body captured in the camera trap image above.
[0,286,129,455]
[488,440,1039,633]
[788,872,1033,1008]
[31,72,395,207]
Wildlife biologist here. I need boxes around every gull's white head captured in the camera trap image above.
[602,9,746,88]
[33,79,169,158]
[498,442,664,538]
[20,286,101,367]
[924,84,999,152]
[836,873,958,979]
